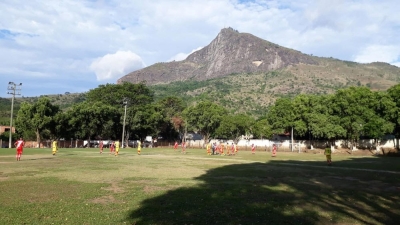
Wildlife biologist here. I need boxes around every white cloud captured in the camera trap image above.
[90,51,145,81]
[354,45,400,64]
[168,47,203,62]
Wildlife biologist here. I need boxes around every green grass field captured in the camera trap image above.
[0,147,399,225]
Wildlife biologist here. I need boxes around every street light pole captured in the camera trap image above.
[7,82,22,148]
[121,99,128,148]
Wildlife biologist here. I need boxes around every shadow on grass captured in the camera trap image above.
[127,157,400,225]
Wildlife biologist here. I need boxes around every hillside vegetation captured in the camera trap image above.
[1,62,399,123]
[150,63,400,117]
[0,93,86,125]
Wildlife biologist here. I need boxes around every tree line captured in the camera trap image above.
[10,82,400,149]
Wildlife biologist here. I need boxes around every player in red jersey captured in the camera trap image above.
[174,141,178,150]
[272,144,277,157]
[251,144,256,154]
[14,137,25,161]
[230,143,235,156]
[110,141,115,154]
[99,140,104,154]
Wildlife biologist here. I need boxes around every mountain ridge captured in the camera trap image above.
[117,27,321,84]
[117,27,400,93]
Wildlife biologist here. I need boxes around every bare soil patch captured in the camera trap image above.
[101,181,125,193]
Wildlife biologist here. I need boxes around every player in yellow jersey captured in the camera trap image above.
[52,140,58,155]
[137,140,141,155]
[220,143,225,156]
[226,143,231,156]
[114,140,120,156]
[206,142,211,155]
[324,145,332,165]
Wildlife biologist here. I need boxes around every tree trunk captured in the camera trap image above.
[36,128,41,148]
[203,133,210,149]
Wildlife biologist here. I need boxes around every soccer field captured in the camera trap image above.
[0,147,399,225]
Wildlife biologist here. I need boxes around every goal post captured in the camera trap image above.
[289,142,302,153]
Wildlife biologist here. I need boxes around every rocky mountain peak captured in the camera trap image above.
[117,28,318,85]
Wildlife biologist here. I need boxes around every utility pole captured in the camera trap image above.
[7,82,22,148]
[121,98,128,148]
[291,126,294,152]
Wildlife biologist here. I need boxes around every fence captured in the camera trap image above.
[1,138,398,151]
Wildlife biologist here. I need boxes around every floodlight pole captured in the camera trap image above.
[121,99,128,148]
[7,82,22,148]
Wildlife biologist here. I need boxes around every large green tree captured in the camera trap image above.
[266,98,295,134]
[251,118,273,140]
[68,102,117,143]
[291,94,345,146]
[129,103,165,141]
[330,87,379,149]
[183,101,227,143]
[361,91,395,148]
[156,96,186,141]
[86,82,153,106]
[15,97,60,145]
[387,84,400,149]
[86,82,155,142]
[215,114,255,142]
[315,95,346,143]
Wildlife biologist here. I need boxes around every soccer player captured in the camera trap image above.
[137,140,141,155]
[251,143,256,154]
[324,146,332,165]
[181,141,186,154]
[226,143,230,156]
[235,143,239,154]
[206,142,211,155]
[52,140,58,156]
[212,142,216,155]
[110,141,115,154]
[272,144,277,157]
[114,140,120,156]
[174,141,178,150]
[230,143,235,156]
[220,142,225,156]
[14,137,24,161]
[99,140,104,154]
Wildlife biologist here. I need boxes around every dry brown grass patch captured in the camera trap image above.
[101,181,125,193]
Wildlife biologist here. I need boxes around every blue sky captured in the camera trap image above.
[1,0,399,97]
